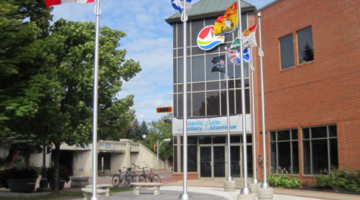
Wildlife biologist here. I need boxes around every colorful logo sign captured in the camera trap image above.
[197,26,225,51]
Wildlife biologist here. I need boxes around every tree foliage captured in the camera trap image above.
[128,119,148,142]
[143,114,173,160]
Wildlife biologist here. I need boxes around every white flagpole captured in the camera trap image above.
[238,0,251,195]
[250,47,258,184]
[91,0,101,199]
[225,47,232,182]
[258,12,269,189]
[179,1,191,200]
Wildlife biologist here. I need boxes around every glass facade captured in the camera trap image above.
[173,15,250,119]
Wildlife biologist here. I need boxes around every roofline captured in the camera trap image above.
[165,6,256,25]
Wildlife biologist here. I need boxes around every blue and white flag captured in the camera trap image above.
[171,0,192,14]
[228,48,250,65]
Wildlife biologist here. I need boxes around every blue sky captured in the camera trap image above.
[51,0,273,123]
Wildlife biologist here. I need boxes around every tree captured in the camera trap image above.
[128,119,149,142]
[0,0,52,165]
[24,19,140,193]
[144,114,173,160]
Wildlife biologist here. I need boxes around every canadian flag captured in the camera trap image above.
[45,0,95,8]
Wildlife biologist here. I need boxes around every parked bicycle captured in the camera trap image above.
[146,167,162,183]
[132,163,147,182]
[112,167,133,187]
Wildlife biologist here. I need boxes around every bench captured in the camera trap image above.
[81,188,107,200]
[85,184,112,197]
[71,176,89,188]
[130,182,163,195]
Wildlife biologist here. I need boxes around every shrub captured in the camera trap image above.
[267,174,302,189]
[0,167,38,188]
[315,169,343,192]
[339,170,360,193]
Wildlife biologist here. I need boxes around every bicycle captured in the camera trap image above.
[146,168,162,183]
[112,167,133,187]
[132,163,147,182]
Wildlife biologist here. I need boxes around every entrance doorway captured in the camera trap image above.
[200,146,225,178]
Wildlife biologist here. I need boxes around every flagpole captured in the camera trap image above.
[225,47,232,182]
[258,12,269,189]
[91,0,101,199]
[250,47,258,185]
[179,1,192,200]
[237,0,251,195]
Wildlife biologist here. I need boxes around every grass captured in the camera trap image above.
[0,187,131,200]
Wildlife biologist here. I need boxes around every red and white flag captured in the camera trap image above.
[45,0,95,8]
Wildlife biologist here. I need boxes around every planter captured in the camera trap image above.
[7,179,37,193]
[49,178,65,190]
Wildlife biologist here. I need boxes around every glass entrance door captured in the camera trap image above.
[231,146,241,177]
[200,146,225,178]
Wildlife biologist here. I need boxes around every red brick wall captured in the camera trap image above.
[253,0,360,179]
[173,172,199,181]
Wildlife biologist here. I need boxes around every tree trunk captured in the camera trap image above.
[53,142,60,194]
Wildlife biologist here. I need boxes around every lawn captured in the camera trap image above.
[0,187,131,200]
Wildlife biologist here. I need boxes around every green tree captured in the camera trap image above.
[144,114,173,160]
[0,0,52,163]
[128,119,148,142]
[26,19,141,193]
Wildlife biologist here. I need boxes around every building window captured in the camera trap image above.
[270,129,299,174]
[302,125,338,174]
[297,26,314,64]
[181,136,197,172]
[280,34,295,70]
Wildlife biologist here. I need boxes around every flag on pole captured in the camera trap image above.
[171,0,192,13]
[229,24,258,50]
[211,55,226,72]
[45,0,95,8]
[228,48,250,65]
[214,2,238,36]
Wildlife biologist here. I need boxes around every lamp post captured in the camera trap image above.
[157,138,171,170]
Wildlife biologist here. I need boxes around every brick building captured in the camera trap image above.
[166,0,359,182]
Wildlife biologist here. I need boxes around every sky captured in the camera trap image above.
[51,0,273,123]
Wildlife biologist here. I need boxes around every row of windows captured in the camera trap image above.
[280,26,314,70]
[270,125,338,175]
[173,89,250,118]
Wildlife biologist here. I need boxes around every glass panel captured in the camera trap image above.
[312,139,329,174]
[271,142,277,173]
[278,142,291,174]
[178,84,183,93]
[231,146,241,177]
[192,46,204,55]
[292,129,298,140]
[188,146,197,172]
[330,139,339,170]
[199,137,211,144]
[280,34,295,70]
[207,91,220,116]
[173,136,177,144]
[235,80,241,88]
[173,49,176,57]
[221,80,235,89]
[206,82,219,90]
[173,146,177,172]
[178,23,183,48]
[178,94,183,118]
[191,20,203,46]
[214,146,225,177]
[329,125,337,137]
[221,90,235,116]
[303,140,311,174]
[221,58,234,80]
[292,141,299,174]
[235,89,250,114]
[277,130,290,141]
[173,94,177,117]
[188,136,197,144]
[173,59,177,83]
[246,135,252,143]
[178,58,183,83]
[173,85,177,93]
[311,126,327,138]
[230,136,240,143]
[173,25,176,48]
[303,128,310,139]
[193,83,205,91]
[206,54,221,81]
[247,145,253,177]
[213,136,225,144]
[205,18,216,26]
[200,147,211,177]
[192,55,205,82]
[192,92,205,117]
[270,132,276,142]
[297,26,314,64]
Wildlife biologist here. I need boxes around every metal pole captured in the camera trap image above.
[238,0,250,195]
[91,0,101,199]
[179,1,191,200]
[157,140,159,170]
[250,47,258,184]
[39,143,48,189]
[258,12,269,189]
[225,47,232,181]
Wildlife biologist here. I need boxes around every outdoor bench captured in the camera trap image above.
[81,188,107,200]
[85,184,113,196]
[130,182,163,195]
